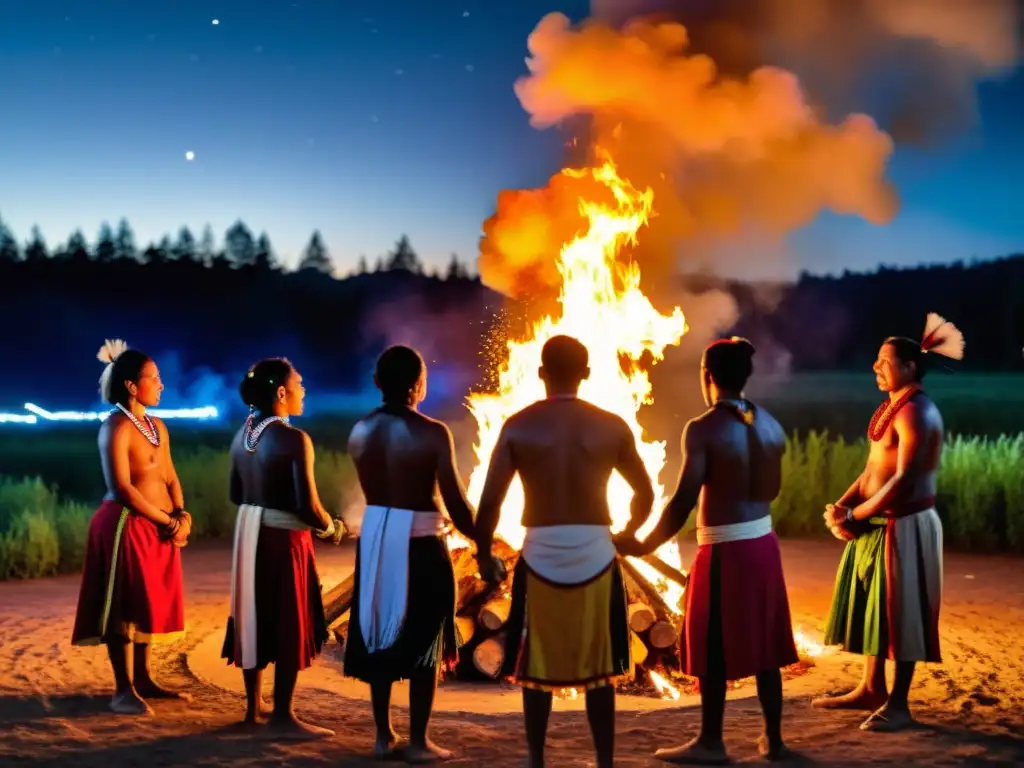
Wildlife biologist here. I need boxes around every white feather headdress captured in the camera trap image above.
[97,339,130,399]
[920,313,965,361]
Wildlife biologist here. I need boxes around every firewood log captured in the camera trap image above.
[479,595,512,631]
[639,555,689,589]
[332,620,350,655]
[455,615,476,646]
[322,573,355,626]
[472,634,506,679]
[619,558,680,649]
[648,621,678,649]
[628,602,656,633]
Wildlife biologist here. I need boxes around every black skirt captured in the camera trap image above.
[343,535,459,683]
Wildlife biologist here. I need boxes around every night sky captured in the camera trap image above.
[1,1,1021,278]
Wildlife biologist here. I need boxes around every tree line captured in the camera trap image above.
[0,215,474,281]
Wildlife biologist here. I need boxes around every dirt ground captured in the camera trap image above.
[1,539,1022,767]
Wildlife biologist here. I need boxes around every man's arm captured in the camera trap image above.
[434,422,476,540]
[850,404,924,521]
[474,424,516,555]
[100,420,174,525]
[636,420,707,555]
[615,424,655,537]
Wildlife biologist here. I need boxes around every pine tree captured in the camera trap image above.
[356,255,369,274]
[95,223,116,263]
[298,230,333,275]
[66,229,89,263]
[198,224,216,265]
[172,226,197,262]
[445,253,470,280]
[385,234,422,272]
[0,215,19,261]
[24,226,48,261]
[114,218,137,261]
[224,220,256,267]
[254,232,277,270]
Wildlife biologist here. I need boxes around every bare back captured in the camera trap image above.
[347,404,475,536]
[694,402,786,529]
[100,414,174,513]
[859,392,942,505]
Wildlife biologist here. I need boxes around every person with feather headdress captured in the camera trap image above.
[814,313,965,733]
[71,340,192,715]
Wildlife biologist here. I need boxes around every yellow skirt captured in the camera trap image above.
[504,558,632,691]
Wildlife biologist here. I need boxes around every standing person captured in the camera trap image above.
[222,357,343,738]
[816,314,964,732]
[474,335,655,768]
[72,339,193,715]
[344,345,483,763]
[616,337,799,764]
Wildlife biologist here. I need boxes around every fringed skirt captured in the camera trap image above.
[682,532,799,682]
[502,557,631,691]
[71,500,185,646]
[824,509,943,663]
[221,528,328,671]
[343,535,459,683]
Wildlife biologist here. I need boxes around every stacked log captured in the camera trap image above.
[322,540,689,693]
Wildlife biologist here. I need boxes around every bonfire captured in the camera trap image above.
[326,156,828,698]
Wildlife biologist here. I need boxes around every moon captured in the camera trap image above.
[185,151,195,161]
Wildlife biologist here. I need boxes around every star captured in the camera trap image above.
[185,151,195,161]
[465,64,475,72]
[212,19,220,26]
[463,11,470,17]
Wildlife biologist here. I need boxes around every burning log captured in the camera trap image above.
[630,631,648,668]
[619,557,680,651]
[639,555,689,590]
[323,573,355,627]
[628,602,656,633]
[479,595,511,631]
[455,615,476,646]
[472,634,506,679]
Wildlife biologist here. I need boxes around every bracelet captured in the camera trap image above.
[845,507,854,523]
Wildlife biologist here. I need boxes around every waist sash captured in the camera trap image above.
[522,525,616,586]
[883,496,936,520]
[357,505,447,653]
[229,504,311,669]
[696,514,773,546]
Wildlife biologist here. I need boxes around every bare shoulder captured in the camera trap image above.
[753,404,785,440]
[897,395,941,431]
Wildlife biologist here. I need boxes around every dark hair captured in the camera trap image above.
[240,358,295,413]
[704,337,755,392]
[375,345,425,405]
[103,350,152,406]
[883,336,926,381]
[540,335,589,385]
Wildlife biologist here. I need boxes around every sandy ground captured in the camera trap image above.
[1,539,1022,767]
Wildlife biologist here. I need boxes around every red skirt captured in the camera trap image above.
[71,500,185,645]
[681,532,798,681]
[221,527,327,671]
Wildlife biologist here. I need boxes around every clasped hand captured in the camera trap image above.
[612,531,647,558]
[315,517,347,545]
[475,551,507,584]
[824,504,855,541]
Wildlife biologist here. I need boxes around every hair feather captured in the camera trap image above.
[921,312,964,361]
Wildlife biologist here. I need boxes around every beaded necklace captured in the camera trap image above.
[868,386,921,442]
[715,398,755,425]
[115,402,160,446]
[243,413,289,453]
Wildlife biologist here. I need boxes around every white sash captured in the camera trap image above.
[522,525,616,585]
[696,514,773,546]
[356,505,446,653]
[228,504,311,670]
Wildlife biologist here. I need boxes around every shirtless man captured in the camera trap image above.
[474,335,655,768]
[222,357,341,738]
[815,315,964,732]
[616,337,798,764]
[72,340,192,715]
[344,344,485,763]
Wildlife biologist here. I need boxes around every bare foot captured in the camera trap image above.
[655,738,730,765]
[109,690,153,716]
[756,735,794,761]
[812,686,887,711]
[405,740,454,763]
[860,704,915,732]
[266,715,335,740]
[373,730,400,760]
[135,679,193,703]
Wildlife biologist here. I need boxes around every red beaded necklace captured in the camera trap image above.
[868,386,921,442]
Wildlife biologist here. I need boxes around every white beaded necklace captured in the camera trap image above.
[243,413,289,453]
[115,402,160,446]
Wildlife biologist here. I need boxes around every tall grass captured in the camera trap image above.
[1,431,1022,580]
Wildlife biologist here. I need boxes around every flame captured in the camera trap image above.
[648,669,682,701]
[465,155,689,601]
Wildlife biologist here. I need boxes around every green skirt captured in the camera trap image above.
[822,520,889,656]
